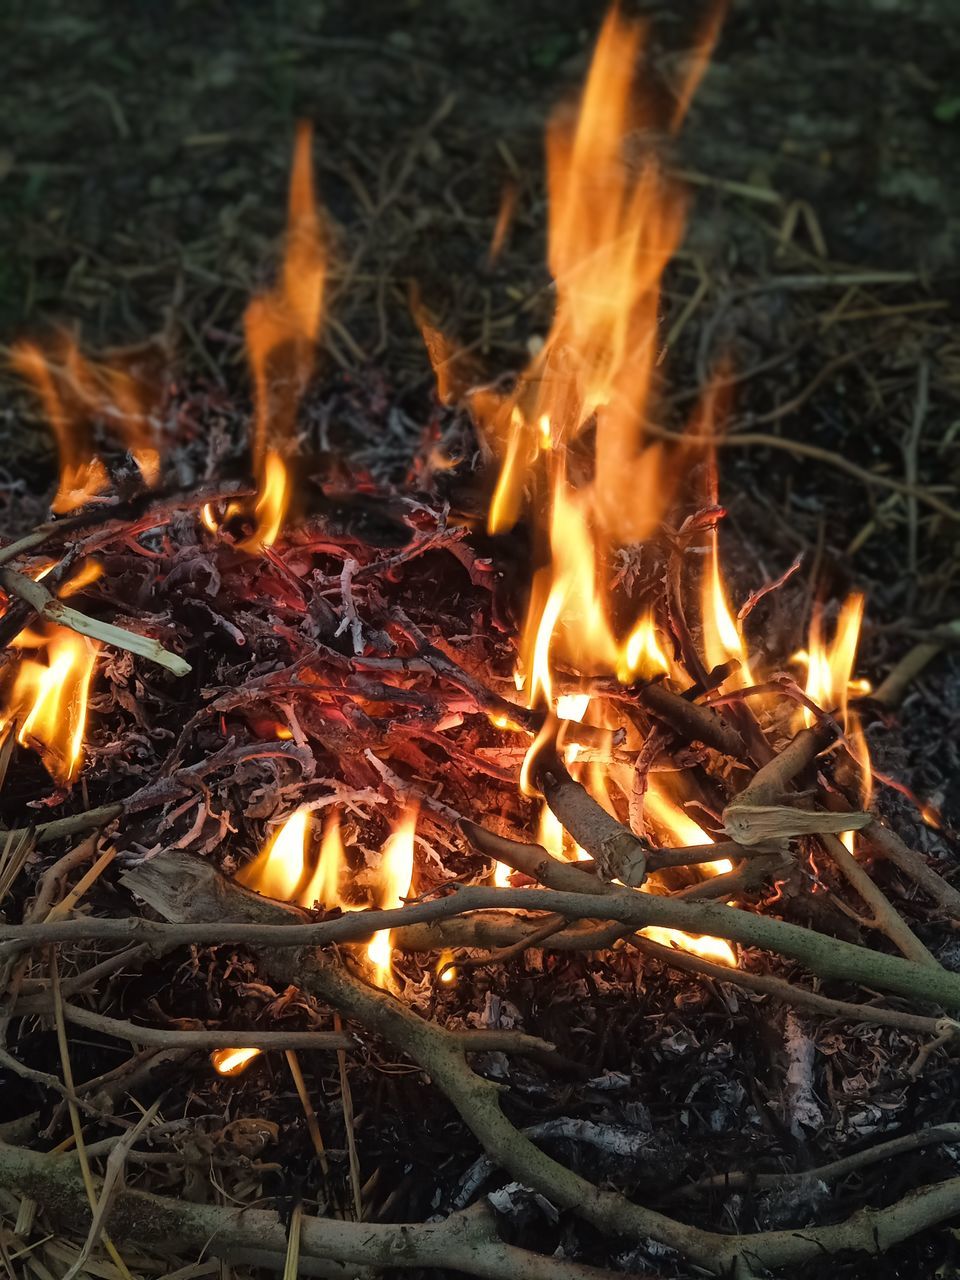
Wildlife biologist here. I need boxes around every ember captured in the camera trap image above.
[0,6,957,1280]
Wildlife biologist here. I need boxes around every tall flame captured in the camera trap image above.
[208,122,325,552]
[1,627,98,784]
[367,808,417,989]
[475,7,684,541]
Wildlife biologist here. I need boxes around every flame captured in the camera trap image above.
[436,950,457,984]
[640,778,737,966]
[301,810,346,909]
[211,1047,261,1076]
[367,808,417,988]
[621,611,671,682]
[237,807,310,902]
[702,527,753,685]
[11,337,160,512]
[0,627,98,783]
[797,593,872,816]
[218,121,324,550]
[475,8,684,543]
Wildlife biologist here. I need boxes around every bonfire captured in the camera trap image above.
[0,8,958,1280]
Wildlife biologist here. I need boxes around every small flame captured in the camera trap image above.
[1,627,98,783]
[367,808,417,988]
[702,527,753,686]
[211,1047,261,1076]
[11,337,160,512]
[640,778,736,966]
[436,950,457,984]
[237,807,310,902]
[301,810,345,910]
[621,611,671,682]
[488,180,518,263]
[797,593,872,819]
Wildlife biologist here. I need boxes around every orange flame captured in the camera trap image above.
[367,808,417,989]
[211,1047,261,1076]
[301,810,346,910]
[702,527,753,686]
[477,8,684,541]
[11,337,160,512]
[796,593,871,842]
[212,122,325,551]
[237,807,310,902]
[1,627,98,784]
[640,778,737,966]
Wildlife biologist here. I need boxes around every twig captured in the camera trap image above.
[820,832,937,967]
[0,1151,663,1280]
[0,568,191,676]
[680,1123,960,1196]
[643,421,960,523]
[863,819,960,916]
[538,756,649,885]
[118,851,960,1274]
[872,620,960,709]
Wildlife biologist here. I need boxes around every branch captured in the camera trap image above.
[0,1144,634,1280]
[105,850,960,1274]
[0,569,191,676]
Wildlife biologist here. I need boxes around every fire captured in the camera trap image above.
[11,337,160,513]
[796,593,872,822]
[640,779,737,967]
[301,811,346,909]
[211,1047,261,1076]
[473,8,685,547]
[1,627,98,784]
[702,526,753,686]
[367,808,417,989]
[237,807,310,902]
[436,950,457,984]
[202,122,324,550]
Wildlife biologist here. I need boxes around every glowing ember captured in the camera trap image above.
[367,808,417,989]
[237,807,310,902]
[436,950,457,984]
[211,1047,261,1076]
[1,627,99,784]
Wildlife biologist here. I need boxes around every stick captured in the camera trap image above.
[820,832,938,967]
[112,852,960,1274]
[872,624,960,709]
[0,569,191,676]
[538,756,649,885]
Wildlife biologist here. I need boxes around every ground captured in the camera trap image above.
[1,1,959,1278]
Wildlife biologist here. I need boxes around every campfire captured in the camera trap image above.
[1,8,958,1279]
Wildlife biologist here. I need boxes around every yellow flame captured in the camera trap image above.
[797,593,872,824]
[1,627,98,784]
[367,808,417,988]
[702,528,753,686]
[436,950,457,984]
[620,611,671,682]
[237,807,310,902]
[475,8,684,541]
[211,1047,261,1076]
[230,121,325,550]
[301,810,345,910]
[640,778,736,966]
